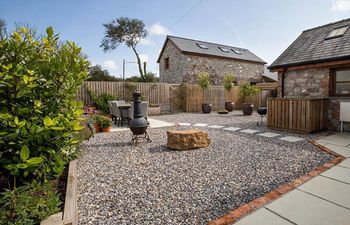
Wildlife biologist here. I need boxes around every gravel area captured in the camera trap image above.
[77,112,334,225]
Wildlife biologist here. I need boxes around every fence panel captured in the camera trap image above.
[267,98,328,133]
[76,81,171,106]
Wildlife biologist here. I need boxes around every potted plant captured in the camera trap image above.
[92,115,102,133]
[238,83,261,115]
[223,73,235,112]
[197,72,212,113]
[148,103,161,116]
[99,116,112,132]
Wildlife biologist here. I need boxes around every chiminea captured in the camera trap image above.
[129,91,151,145]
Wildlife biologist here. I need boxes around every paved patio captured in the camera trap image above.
[234,132,350,225]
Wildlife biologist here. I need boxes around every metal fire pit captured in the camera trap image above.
[257,107,267,126]
[129,91,151,145]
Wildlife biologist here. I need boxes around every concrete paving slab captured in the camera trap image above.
[318,133,350,147]
[148,118,174,128]
[321,166,350,184]
[234,208,293,225]
[339,158,350,169]
[258,132,281,138]
[193,123,208,127]
[279,136,304,142]
[298,176,350,209]
[324,144,350,157]
[266,189,350,225]
[240,129,260,134]
[223,127,241,132]
[207,125,225,129]
[178,122,191,126]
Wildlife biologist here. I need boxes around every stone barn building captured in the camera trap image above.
[157,36,266,85]
[269,18,350,132]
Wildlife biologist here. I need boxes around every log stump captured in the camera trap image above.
[167,129,210,150]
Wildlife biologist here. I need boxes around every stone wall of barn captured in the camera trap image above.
[180,54,264,85]
[159,40,264,85]
[278,67,350,132]
[159,40,184,84]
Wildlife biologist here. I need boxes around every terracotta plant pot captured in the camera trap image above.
[224,102,234,112]
[242,103,254,115]
[101,126,111,132]
[202,103,212,114]
[93,123,101,133]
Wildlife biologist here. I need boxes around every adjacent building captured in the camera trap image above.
[157,36,266,85]
[269,18,350,131]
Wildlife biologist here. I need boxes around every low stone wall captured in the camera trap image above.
[329,98,350,132]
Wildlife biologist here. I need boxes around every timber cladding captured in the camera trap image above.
[267,98,329,133]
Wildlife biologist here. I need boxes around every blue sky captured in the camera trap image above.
[1,0,350,78]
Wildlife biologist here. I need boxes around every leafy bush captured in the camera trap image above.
[238,83,261,103]
[197,72,210,90]
[0,26,89,185]
[0,181,61,225]
[99,116,112,128]
[223,73,235,91]
[86,89,117,114]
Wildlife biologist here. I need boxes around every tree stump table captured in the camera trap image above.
[167,129,210,150]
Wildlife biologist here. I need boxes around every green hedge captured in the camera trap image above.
[0,26,89,185]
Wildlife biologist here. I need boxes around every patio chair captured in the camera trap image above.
[110,102,121,125]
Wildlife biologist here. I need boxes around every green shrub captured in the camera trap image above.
[223,73,235,91]
[0,26,89,185]
[0,181,61,225]
[99,116,112,128]
[238,83,261,103]
[86,89,116,114]
[197,72,210,90]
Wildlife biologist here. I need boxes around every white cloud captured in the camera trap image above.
[139,38,155,46]
[331,0,350,12]
[103,60,118,70]
[148,22,172,36]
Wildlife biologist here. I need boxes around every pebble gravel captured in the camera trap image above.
[77,112,334,225]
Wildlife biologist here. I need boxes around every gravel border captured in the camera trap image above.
[77,112,333,225]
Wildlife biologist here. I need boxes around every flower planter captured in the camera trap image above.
[202,103,212,114]
[93,123,101,133]
[242,103,254,115]
[148,106,161,116]
[41,160,78,225]
[224,102,234,112]
[101,126,111,132]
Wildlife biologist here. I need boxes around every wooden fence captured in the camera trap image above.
[76,81,171,106]
[183,83,276,112]
[267,98,329,133]
[76,81,277,113]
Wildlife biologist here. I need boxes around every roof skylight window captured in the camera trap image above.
[196,43,208,49]
[326,26,348,39]
[232,49,242,55]
[218,46,229,52]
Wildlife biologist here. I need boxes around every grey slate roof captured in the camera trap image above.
[157,35,266,64]
[269,18,350,69]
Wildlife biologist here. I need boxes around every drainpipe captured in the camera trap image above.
[281,68,287,98]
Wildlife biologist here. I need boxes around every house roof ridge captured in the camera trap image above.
[167,35,247,50]
[302,18,350,33]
